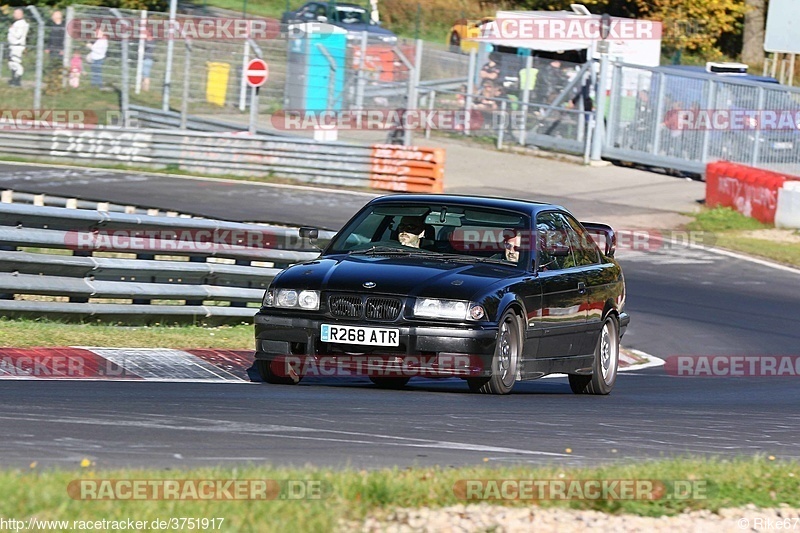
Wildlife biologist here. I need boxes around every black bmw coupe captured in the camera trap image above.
[254,195,629,395]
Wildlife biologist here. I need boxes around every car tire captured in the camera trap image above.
[369,377,410,389]
[449,32,461,53]
[256,359,302,385]
[468,310,521,395]
[569,315,619,395]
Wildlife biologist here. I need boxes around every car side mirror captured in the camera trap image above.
[581,222,616,257]
[299,227,319,240]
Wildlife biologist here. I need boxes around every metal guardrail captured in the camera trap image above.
[0,203,336,323]
[128,105,296,137]
[0,127,445,192]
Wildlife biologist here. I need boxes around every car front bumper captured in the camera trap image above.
[254,312,498,378]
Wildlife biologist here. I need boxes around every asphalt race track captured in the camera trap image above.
[1,163,799,469]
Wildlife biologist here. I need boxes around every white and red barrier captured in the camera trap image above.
[706,162,800,226]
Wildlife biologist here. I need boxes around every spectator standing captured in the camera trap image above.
[7,8,30,86]
[46,10,65,67]
[69,51,82,88]
[86,28,108,88]
[141,30,156,92]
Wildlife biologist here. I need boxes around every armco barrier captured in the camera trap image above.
[775,181,800,229]
[0,128,445,193]
[705,162,799,224]
[0,203,334,323]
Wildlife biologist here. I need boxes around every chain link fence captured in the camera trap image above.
[4,4,800,177]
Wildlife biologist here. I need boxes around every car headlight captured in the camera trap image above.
[413,298,483,320]
[263,289,320,310]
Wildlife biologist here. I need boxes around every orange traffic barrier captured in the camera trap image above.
[369,144,445,193]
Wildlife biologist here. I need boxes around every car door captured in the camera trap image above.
[561,214,605,356]
[533,211,588,360]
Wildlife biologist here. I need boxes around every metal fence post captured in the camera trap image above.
[497,100,506,149]
[465,49,476,136]
[239,41,249,111]
[135,10,146,94]
[518,54,533,146]
[700,80,716,163]
[751,86,766,166]
[62,6,74,88]
[355,31,368,110]
[181,41,192,130]
[111,9,130,128]
[651,72,667,156]
[162,0,178,111]
[26,6,45,111]
[590,52,610,161]
[605,62,622,147]
[0,44,4,80]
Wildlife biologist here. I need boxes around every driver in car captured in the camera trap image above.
[396,216,427,248]
[494,229,522,263]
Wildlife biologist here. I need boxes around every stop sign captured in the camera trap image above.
[246,58,269,88]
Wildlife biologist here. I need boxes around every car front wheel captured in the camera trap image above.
[569,315,619,395]
[449,32,461,53]
[468,310,521,395]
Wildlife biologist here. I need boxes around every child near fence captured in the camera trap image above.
[69,51,82,88]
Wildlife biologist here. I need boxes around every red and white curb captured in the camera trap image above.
[0,347,664,382]
[0,347,253,382]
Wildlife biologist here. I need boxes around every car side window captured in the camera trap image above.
[562,215,600,266]
[536,212,576,272]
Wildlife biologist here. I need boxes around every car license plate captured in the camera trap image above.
[773,142,793,150]
[320,324,399,346]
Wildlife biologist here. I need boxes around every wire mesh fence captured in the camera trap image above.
[4,4,800,177]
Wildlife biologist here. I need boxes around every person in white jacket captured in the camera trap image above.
[86,28,108,87]
[7,8,29,86]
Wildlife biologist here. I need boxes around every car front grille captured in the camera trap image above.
[365,297,402,320]
[329,295,363,318]
[328,294,403,321]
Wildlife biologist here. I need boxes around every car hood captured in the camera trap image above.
[339,22,395,36]
[275,255,517,300]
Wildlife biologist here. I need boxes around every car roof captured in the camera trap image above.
[369,194,567,216]
[657,65,780,85]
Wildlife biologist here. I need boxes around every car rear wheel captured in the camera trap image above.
[569,315,619,395]
[256,359,302,385]
[468,310,521,395]
[449,32,461,53]
[369,377,410,389]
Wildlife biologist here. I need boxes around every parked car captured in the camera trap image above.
[448,16,494,53]
[282,1,397,43]
[253,195,629,395]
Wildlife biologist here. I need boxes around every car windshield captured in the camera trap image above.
[325,203,531,266]
[334,6,370,24]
